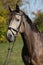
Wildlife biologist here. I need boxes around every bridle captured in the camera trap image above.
[8,13,23,36]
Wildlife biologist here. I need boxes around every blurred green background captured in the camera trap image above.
[0,0,43,65]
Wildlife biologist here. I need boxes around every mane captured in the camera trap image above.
[23,12,39,32]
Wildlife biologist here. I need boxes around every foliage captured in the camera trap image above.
[34,12,43,32]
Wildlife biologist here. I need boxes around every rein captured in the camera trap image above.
[3,42,14,65]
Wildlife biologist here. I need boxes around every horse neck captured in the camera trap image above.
[21,16,34,54]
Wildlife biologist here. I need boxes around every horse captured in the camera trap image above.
[6,5,43,65]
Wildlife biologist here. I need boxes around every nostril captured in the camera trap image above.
[7,33,12,39]
[6,33,13,42]
[8,34,12,38]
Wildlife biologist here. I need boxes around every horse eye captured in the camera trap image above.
[16,19,19,21]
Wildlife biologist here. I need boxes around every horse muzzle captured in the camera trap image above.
[6,30,16,42]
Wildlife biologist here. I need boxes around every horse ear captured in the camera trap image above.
[16,4,20,12]
[8,6,13,12]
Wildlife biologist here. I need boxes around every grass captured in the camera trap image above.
[0,35,24,65]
